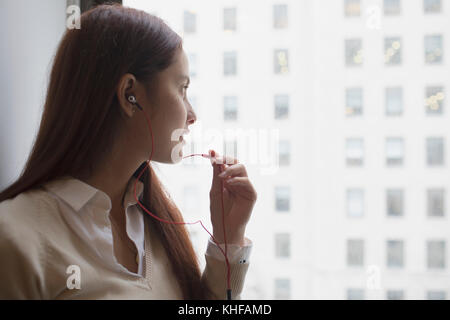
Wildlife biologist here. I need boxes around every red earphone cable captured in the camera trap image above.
[131,101,232,298]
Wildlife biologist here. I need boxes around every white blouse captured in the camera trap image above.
[42,175,252,277]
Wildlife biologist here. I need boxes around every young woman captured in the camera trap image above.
[0,4,257,300]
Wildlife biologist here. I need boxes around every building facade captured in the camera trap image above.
[125,0,450,299]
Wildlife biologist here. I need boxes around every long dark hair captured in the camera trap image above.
[0,3,212,300]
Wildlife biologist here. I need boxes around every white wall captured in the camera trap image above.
[0,0,66,189]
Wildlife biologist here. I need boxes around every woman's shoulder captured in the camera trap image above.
[0,188,61,299]
[0,187,59,226]
[0,187,62,248]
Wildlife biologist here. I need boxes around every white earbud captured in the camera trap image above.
[127,95,137,104]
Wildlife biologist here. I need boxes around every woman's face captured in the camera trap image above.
[129,48,197,164]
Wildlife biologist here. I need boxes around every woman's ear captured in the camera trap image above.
[117,74,138,118]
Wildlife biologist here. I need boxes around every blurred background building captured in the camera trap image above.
[0,0,449,299]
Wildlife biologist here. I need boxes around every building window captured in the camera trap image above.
[427,240,446,269]
[347,189,364,217]
[386,87,403,116]
[384,0,401,15]
[387,189,404,217]
[273,4,288,29]
[189,96,198,118]
[345,39,363,66]
[387,240,404,267]
[275,186,290,212]
[384,37,402,65]
[427,189,445,217]
[345,0,361,17]
[426,137,445,166]
[187,53,197,78]
[183,141,198,166]
[425,86,445,115]
[274,49,289,74]
[424,0,442,13]
[347,288,365,300]
[386,138,404,166]
[223,96,238,121]
[275,94,289,119]
[223,51,237,76]
[183,10,196,34]
[346,88,363,116]
[223,139,237,158]
[347,239,364,267]
[427,291,446,300]
[387,290,404,300]
[274,278,290,299]
[275,233,291,258]
[346,138,364,167]
[223,7,237,32]
[425,35,443,64]
[279,140,291,166]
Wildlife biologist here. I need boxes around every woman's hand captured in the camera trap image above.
[208,149,257,246]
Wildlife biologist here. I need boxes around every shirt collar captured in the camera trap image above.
[42,175,145,213]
